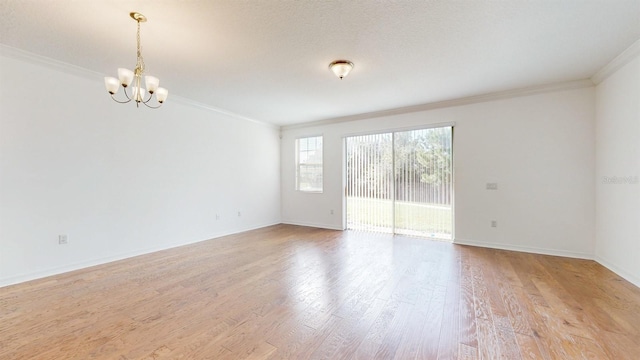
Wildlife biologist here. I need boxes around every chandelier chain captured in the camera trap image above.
[135,20,145,75]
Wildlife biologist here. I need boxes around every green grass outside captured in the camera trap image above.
[346,197,452,238]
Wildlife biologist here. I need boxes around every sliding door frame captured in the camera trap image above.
[342,122,455,239]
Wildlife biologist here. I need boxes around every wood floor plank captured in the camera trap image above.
[311,297,388,360]
[351,298,402,359]
[241,341,278,360]
[596,330,640,360]
[514,333,546,360]
[391,287,434,360]
[417,285,447,359]
[307,315,354,360]
[494,320,523,360]
[470,264,492,321]
[372,300,414,359]
[476,318,501,360]
[437,248,462,359]
[508,284,553,360]
[459,252,478,349]
[2,225,640,359]
[458,343,478,360]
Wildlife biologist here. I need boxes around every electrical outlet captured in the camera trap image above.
[486,183,498,190]
[58,234,68,245]
[215,214,220,220]
[491,220,497,228]
[237,211,241,217]
[330,209,334,215]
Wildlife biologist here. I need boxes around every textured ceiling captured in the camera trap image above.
[1,0,639,126]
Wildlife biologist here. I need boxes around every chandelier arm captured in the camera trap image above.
[122,86,134,101]
[110,93,133,104]
[142,91,154,103]
[122,86,133,101]
[141,100,163,109]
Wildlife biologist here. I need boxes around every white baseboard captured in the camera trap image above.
[594,255,640,288]
[6,227,637,292]
[454,238,593,260]
[449,238,640,289]
[281,220,344,231]
[0,222,281,288]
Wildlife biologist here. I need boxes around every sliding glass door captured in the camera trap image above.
[393,127,452,238]
[345,133,393,233]
[345,126,452,240]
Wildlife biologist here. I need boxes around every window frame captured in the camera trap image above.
[295,135,324,193]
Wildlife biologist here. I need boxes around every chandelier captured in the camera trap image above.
[104,12,168,108]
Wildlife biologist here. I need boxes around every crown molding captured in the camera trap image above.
[281,79,595,131]
[591,39,640,85]
[2,42,600,132]
[169,96,279,129]
[0,43,104,81]
[0,43,275,128]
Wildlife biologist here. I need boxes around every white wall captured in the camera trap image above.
[0,48,281,287]
[595,46,640,286]
[281,86,596,258]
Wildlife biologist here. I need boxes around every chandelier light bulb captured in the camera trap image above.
[117,68,134,87]
[145,76,159,94]
[104,77,120,94]
[155,88,169,103]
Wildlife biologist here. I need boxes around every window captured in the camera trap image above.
[296,136,323,192]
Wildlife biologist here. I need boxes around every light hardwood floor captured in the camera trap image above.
[1,224,639,359]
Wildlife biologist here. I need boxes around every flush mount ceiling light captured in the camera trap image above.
[104,12,168,108]
[329,60,354,79]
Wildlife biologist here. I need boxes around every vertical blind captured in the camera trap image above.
[346,133,393,233]
[346,126,452,239]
